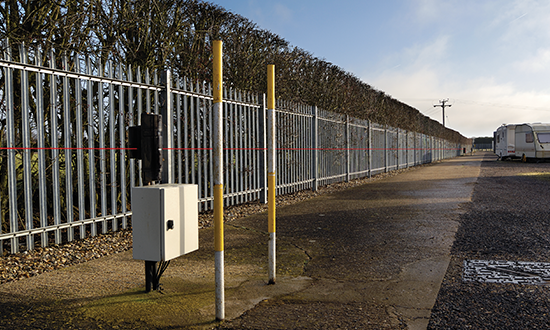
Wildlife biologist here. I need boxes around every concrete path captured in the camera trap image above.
[0,154,484,329]
[222,153,483,329]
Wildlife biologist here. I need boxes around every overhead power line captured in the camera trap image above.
[434,99,452,127]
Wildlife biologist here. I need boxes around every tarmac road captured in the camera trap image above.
[219,153,483,329]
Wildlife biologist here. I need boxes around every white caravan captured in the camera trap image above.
[494,123,550,161]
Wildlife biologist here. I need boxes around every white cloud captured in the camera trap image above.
[492,0,550,45]
[375,35,451,76]
[362,2,550,138]
[370,68,550,137]
[515,48,550,73]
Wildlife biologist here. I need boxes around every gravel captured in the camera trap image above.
[428,154,550,329]
[0,166,416,285]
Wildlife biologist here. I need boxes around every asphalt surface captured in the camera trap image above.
[0,153,485,329]
[219,153,482,329]
[428,153,550,329]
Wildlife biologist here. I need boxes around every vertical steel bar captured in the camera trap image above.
[137,67,143,187]
[396,128,400,169]
[75,55,86,238]
[253,95,259,200]
[0,42,4,255]
[99,59,107,233]
[303,113,307,188]
[184,78,189,184]
[312,106,318,191]
[62,55,74,241]
[128,66,135,193]
[238,93,243,203]
[212,40,225,321]
[196,81,202,210]
[368,120,372,178]
[108,61,117,231]
[405,130,409,168]
[384,126,388,173]
[5,43,18,253]
[145,69,151,114]
[189,83,195,186]
[87,56,97,236]
[208,83,214,210]
[153,71,159,115]
[36,51,48,247]
[119,63,127,229]
[292,109,295,188]
[346,115,350,182]
[161,70,174,184]
[230,90,236,205]
[202,82,208,208]
[223,90,229,205]
[176,80,182,184]
[244,95,249,201]
[20,44,34,250]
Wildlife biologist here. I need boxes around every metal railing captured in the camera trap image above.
[0,43,464,254]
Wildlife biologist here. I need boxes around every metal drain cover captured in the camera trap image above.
[463,259,550,285]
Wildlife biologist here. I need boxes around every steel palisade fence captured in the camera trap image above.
[0,43,465,254]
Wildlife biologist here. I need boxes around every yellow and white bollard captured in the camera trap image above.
[267,64,276,284]
[213,40,224,320]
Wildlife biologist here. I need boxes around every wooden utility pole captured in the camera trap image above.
[434,99,452,127]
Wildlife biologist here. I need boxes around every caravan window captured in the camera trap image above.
[537,133,550,143]
[526,133,534,143]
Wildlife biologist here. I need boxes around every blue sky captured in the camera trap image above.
[210,0,550,137]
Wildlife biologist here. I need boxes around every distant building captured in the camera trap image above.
[473,137,494,150]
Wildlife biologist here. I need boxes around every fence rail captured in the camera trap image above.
[0,44,464,254]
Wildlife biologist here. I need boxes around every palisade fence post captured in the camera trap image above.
[76,56,86,238]
[368,120,372,178]
[212,40,225,321]
[50,50,61,244]
[161,70,174,184]
[346,115,350,182]
[396,128,399,169]
[312,106,319,191]
[260,94,268,204]
[0,40,3,256]
[99,58,107,234]
[36,50,48,247]
[5,41,18,254]
[430,136,436,163]
[107,60,118,231]
[406,130,410,168]
[267,64,276,284]
[87,56,97,237]
[416,133,418,163]
[20,43,34,250]
[118,63,127,229]
[108,61,117,232]
[62,54,74,241]
[384,126,388,173]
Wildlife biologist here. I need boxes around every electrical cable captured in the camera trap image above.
[155,260,171,292]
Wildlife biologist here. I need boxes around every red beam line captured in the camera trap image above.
[0,147,137,150]
[0,147,461,151]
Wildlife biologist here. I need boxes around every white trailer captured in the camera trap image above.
[494,123,550,161]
